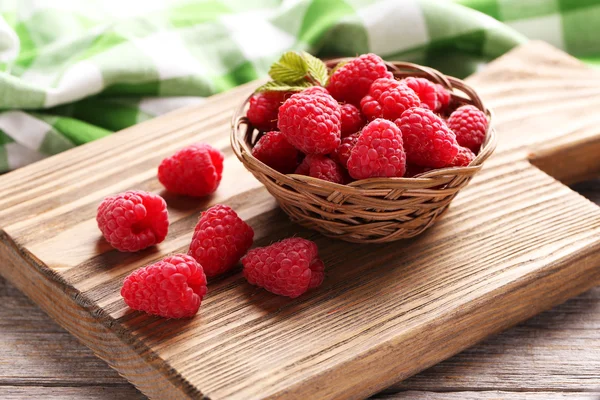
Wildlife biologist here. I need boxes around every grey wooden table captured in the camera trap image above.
[1,180,599,400]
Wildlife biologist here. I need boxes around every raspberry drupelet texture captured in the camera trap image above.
[340,103,365,137]
[97,190,169,252]
[252,131,299,174]
[347,119,406,180]
[331,133,360,168]
[121,254,207,319]
[449,146,476,167]
[302,86,329,96]
[188,204,254,277]
[158,143,224,197]
[403,77,440,111]
[435,84,451,110]
[326,53,393,106]
[247,91,288,131]
[395,107,459,168]
[242,237,324,298]
[295,155,345,184]
[447,105,488,152]
[277,90,341,155]
[360,78,421,121]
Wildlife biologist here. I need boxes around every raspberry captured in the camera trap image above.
[395,107,459,168]
[404,164,432,177]
[242,237,324,298]
[97,190,169,252]
[347,119,406,179]
[158,143,224,197]
[278,90,341,155]
[121,254,207,319]
[188,204,254,277]
[252,131,299,174]
[435,84,451,110]
[449,146,476,167]
[302,86,329,96]
[247,91,288,131]
[296,154,345,184]
[326,53,393,106]
[403,77,440,111]
[340,103,365,137]
[360,78,420,121]
[331,133,360,168]
[447,105,488,152]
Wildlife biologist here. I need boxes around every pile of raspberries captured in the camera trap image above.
[247,53,488,182]
[98,146,324,319]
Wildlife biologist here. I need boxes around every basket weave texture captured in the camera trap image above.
[231,60,497,243]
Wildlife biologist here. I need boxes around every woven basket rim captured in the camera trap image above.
[230,60,497,193]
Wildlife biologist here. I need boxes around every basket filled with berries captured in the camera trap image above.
[231,52,497,243]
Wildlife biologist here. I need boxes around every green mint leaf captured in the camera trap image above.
[302,51,329,86]
[255,80,312,93]
[268,51,308,84]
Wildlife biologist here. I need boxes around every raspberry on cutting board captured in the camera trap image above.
[188,204,254,277]
[278,89,341,155]
[395,107,459,168]
[158,143,224,197]
[252,131,299,174]
[97,190,169,252]
[247,91,288,131]
[347,119,406,180]
[447,105,488,152]
[242,237,324,298]
[121,254,207,318]
[326,53,393,106]
[360,78,421,121]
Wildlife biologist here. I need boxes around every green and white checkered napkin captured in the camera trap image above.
[0,0,598,172]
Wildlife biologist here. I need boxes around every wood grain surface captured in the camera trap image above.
[1,41,600,400]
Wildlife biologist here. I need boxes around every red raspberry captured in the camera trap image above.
[395,107,459,168]
[252,131,299,174]
[331,133,360,168]
[360,78,420,121]
[347,119,406,179]
[121,254,207,319]
[158,143,224,197]
[188,204,254,277]
[435,84,451,110]
[340,103,365,137]
[277,90,341,155]
[296,154,345,184]
[403,77,440,111]
[447,105,488,152]
[242,237,324,298]
[326,53,393,106]
[449,146,476,167]
[302,86,329,96]
[247,91,287,131]
[97,190,169,252]
[404,164,432,177]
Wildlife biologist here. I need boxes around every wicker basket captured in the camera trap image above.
[231,60,497,243]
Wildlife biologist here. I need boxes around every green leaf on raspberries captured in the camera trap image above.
[326,60,348,85]
[302,51,329,86]
[268,52,308,84]
[255,80,312,93]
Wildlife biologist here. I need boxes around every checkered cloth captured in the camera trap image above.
[0,0,597,172]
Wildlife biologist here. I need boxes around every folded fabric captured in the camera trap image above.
[0,0,597,172]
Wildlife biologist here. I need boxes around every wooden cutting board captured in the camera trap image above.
[1,41,600,400]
